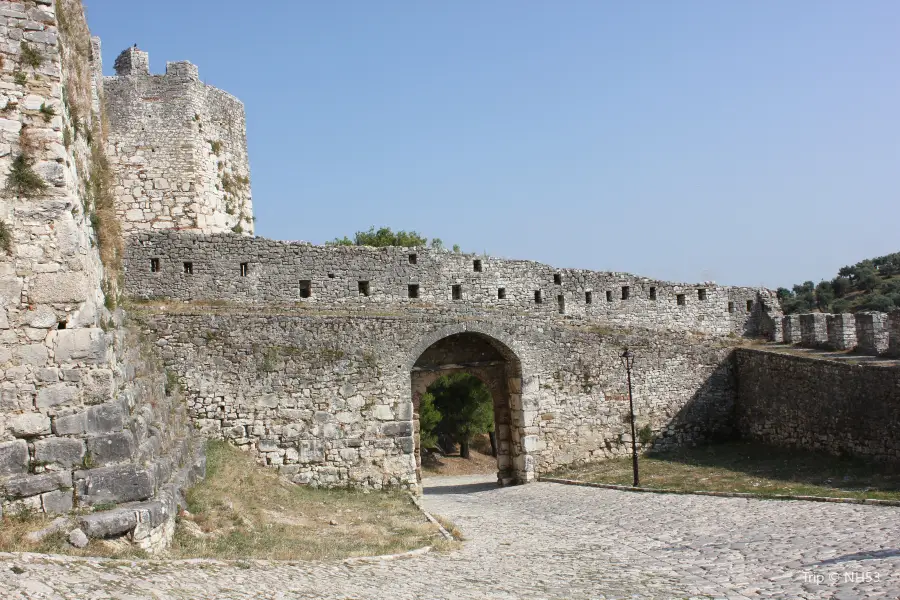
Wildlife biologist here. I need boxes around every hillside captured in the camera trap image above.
[778,252,900,314]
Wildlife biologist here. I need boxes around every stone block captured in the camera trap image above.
[85,402,125,434]
[74,464,155,506]
[41,489,73,514]
[8,412,51,437]
[53,411,86,435]
[87,431,135,465]
[381,421,412,436]
[0,439,28,475]
[782,315,802,344]
[33,437,85,468]
[53,328,108,364]
[887,310,900,357]
[81,369,114,404]
[36,383,79,409]
[2,471,71,498]
[29,273,89,304]
[298,440,325,464]
[15,343,48,367]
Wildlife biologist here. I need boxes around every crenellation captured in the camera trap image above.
[855,312,890,356]
[113,45,149,76]
[798,313,828,348]
[826,313,857,350]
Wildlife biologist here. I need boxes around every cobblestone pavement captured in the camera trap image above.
[1,474,899,599]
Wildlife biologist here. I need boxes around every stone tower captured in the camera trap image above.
[103,47,253,235]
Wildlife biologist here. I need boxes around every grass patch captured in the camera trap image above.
[170,440,449,560]
[0,510,148,559]
[549,441,900,501]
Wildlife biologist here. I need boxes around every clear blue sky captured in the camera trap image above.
[84,1,899,288]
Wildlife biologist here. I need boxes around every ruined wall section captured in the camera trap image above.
[735,348,900,462]
[125,232,779,338]
[104,50,253,236]
[139,308,739,487]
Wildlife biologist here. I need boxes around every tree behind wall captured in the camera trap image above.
[424,373,494,459]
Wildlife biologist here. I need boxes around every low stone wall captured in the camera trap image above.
[734,348,900,462]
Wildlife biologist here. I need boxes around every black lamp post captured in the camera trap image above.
[620,347,639,487]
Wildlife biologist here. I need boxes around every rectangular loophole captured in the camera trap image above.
[408,284,419,298]
[452,284,462,300]
[621,286,630,300]
[728,301,735,313]
[408,253,417,265]
[698,288,707,301]
[358,281,370,296]
[327,273,335,279]
[677,294,686,306]
[557,294,565,314]
[746,300,753,311]
[240,262,248,277]
[649,287,656,301]
[534,290,543,304]
[299,280,311,298]
[553,273,562,285]
[150,258,160,273]
[473,259,482,272]
[498,287,506,299]
[606,290,613,302]
[585,291,592,304]
[183,262,193,275]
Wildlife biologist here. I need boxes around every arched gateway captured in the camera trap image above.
[407,325,530,485]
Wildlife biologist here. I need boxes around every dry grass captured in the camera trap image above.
[170,441,450,560]
[422,434,498,478]
[0,510,148,559]
[550,441,900,501]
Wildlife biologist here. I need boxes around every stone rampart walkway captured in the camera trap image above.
[0,474,898,599]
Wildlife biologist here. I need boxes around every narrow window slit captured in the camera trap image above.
[677,294,686,306]
[183,262,193,275]
[649,287,656,301]
[557,295,565,314]
[585,291,593,304]
[358,281,370,296]
[606,290,613,302]
[698,288,707,301]
[746,300,753,311]
[408,284,419,298]
[621,286,630,300]
[534,290,543,304]
[554,273,562,285]
[150,258,160,273]
[299,280,311,298]
[240,262,248,277]
[473,259,482,272]
[728,301,735,313]
[498,287,506,299]
[452,285,462,300]
[408,254,417,265]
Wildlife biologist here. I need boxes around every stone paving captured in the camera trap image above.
[0,474,898,599]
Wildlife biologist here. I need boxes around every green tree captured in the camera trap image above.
[428,373,494,459]
[327,226,427,248]
[418,392,442,449]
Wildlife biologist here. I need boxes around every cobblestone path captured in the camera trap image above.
[0,474,898,599]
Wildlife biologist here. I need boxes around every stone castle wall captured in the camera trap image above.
[138,308,739,488]
[104,48,253,235]
[124,232,779,338]
[778,310,900,356]
[0,0,199,552]
[735,348,900,462]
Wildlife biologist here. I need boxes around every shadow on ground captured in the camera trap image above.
[423,481,500,496]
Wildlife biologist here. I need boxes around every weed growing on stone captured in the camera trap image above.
[19,42,43,69]
[0,219,12,255]
[39,102,55,122]
[4,153,47,197]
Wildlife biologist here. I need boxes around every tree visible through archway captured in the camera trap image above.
[420,373,495,459]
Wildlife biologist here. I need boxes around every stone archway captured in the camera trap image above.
[409,330,526,486]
